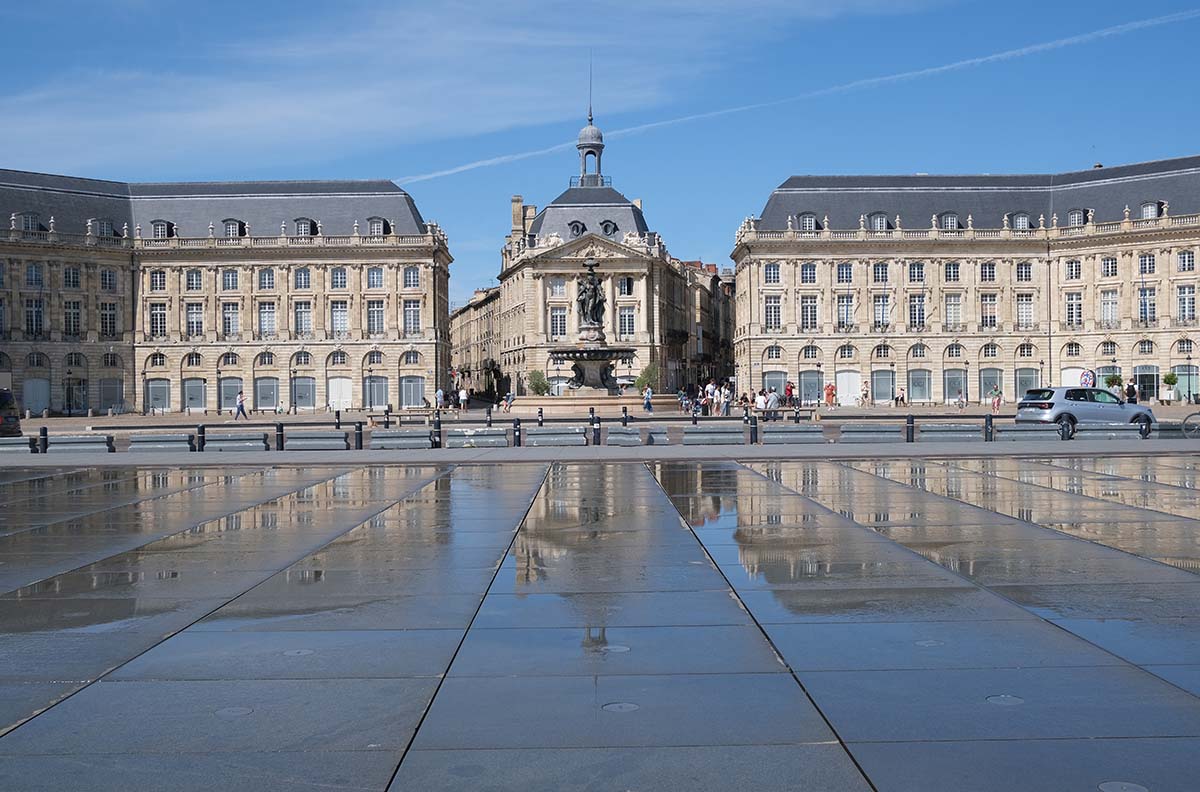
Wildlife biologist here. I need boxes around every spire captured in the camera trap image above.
[576,58,604,184]
[587,53,593,124]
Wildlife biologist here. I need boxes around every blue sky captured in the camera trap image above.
[4,1,1200,305]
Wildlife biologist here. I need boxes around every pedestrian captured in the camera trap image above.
[435,387,445,409]
[988,384,1002,414]
[643,384,654,413]
[955,390,966,413]
[721,383,732,416]
[765,387,781,421]
[860,381,870,407]
[894,386,906,408]
[754,389,767,417]
[234,390,248,420]
[459,386,469,412]
[1125,381,1138,404]
[784,381,794,407]
[505,391,515,411]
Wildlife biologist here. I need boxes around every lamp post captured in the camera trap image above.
[140,370,147,416]
[215,367,222,414]
[1189,354,1194,404]
[1039,359,1045,388]
[964,360,970,404]
[65,367,73,418]
[290,367,297,414]
[367,365,374,410]
[889,361,895,405]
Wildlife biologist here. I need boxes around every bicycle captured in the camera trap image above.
[1182,411,1200,439]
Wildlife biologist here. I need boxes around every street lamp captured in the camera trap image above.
[1039,359,1044,388]
[66,367,73,418]
[366,365,374,410]
[964,360,970,404]
[889,361,895,405]
[140,370,147,416]
[290,367,297,414]
[1188,354,1194,404]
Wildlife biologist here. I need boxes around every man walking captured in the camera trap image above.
[234,390,249,420]
[642,384,654,413]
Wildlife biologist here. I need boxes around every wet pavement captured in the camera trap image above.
[0,457,1198,790]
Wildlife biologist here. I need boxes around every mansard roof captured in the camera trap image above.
[527,185,649,240]
[760,154,1200,230]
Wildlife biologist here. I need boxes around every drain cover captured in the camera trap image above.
[985,694,1024,706]
[1099,784,1149,792]
[601,645,630,654]
[215,707,253,718]
[602,702,639,713]
[283,649,314,657]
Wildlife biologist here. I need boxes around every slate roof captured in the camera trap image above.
[0,169,427,238]
[527,184,650,240]
[759,155,1200,230]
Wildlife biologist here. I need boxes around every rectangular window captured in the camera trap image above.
[1016,262,1032,282]
[331,269,347,289]
[1180,251,1195,273]
[403,299,421,334]
[800,263,816,284]
[222,270,238,290]
[293,301,312,334]
[944,294,961,327]
[100,302,118,337]
[550,307,567,338]
[944,262,959,282]
[403,268,420,289]
[1100,290,1118,324]
[764,295,781,330]
[1016,293,1034,327]
[836,294,854,327]
[63,300,81,337]
[150,271,166,291]
[1101,257,1118,277]
[836,263,852,284]
[550,278,565,297]
[764,263,780,284]
[908,294,926,327]
[1139,287,1157,322]
[63,267,80,289]
[1065,292,1082,326]
[1139,254,1155,275]
[26,263,43,287]
[258,302,276,335]
[908,261,924,282]
[872,263,888,284]
[186,270,202,291]
[221,303,239,336]
[1065,260,1082,280]
[367,299,385,334]
[153,222,168,239]
[294,269,311,289]
[979,294,997,328]
[799,215,816,232]
[618,306,635,336]
[800,295,817,330]
[186,303,203,336]
[367,268,384,289]
[259,269,275,290]
[979,262,996,282]
[149,303,167,337]
[330,300,349,334]
[1178,285,1196,321]
[872,294,889,328]
[369,219,384,236]
[618,276,634,296]
[24,298,44,336]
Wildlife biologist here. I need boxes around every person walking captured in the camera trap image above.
[1125,381,1138,404]
[642,384,654,413]
[234,390,249,420]
[955,390,966,413]
[459,387,469,413]
[765,387,781,421]
[721,383,732,416]
[435,387,445,409]
[988,384,1002,414]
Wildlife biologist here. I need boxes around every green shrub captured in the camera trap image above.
[1104,374,1123,388]
[528,370,551,396]
[634,362,660,391]
[1163,372,1179,387]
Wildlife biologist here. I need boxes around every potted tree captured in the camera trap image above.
[1161,372,1179,405]
[1104,373,1124,397]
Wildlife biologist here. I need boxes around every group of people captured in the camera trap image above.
[675,379,735,417]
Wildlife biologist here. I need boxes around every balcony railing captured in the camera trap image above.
[834,323,857,333]
[977,322,1001,332]
[1014,322,1040,332]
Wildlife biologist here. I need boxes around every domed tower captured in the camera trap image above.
[577,109,605,186]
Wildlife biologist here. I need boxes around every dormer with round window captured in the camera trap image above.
[600,220,618,236]
[568,220,586,238]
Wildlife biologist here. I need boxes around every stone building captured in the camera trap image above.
[732,156,1200,405]
[0,170,450,414]
[449,286,500,397]
[487,114,732,395]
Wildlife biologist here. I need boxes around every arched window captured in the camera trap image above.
[366,350,383,365]
[27,353,48,368]
[329,351,348,366]
[1100,340,1118,357]
[1179,339,1194,355]
[330,267,347,289]
[103,353,122,368]
[367,217,388,236]
[221,352,239,367]
[183,352,201,367]
[257,352,275,366]
[801,345,819,359]
[403,266,420,289]
[223,219,243,238]
[367,267,384,289]
[403,350,420,365]
[65,353,86,368]
[1017,343,1035,358]
[946,344,964,359]
[1012,212,1030,231]
[293,351,312,366]
[149,353,167,367]
[152,220,170,239]
[1138,340,1154,355]
[909,344,927,359]
[798,213,817,232]
[868,213,888,232]
[766,346,782,360]
[294,268,311,289]
[1141,202,1160,220]
[837,344,855,359]
[872,344,891,359]
[1064,343,1082,358]
[982,343,999,358]
[1067,209,1085,227]
[940,212,959,230]
[294,218,315,236]
[0,352,12,371]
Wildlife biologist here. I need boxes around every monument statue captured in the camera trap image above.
[547,257,633,395]
[576,260,606,327]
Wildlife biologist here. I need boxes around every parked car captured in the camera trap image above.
[1015,386,1155,437]
[0,389,21,437]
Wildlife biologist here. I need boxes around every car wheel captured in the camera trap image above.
[1134,416,1152,438]
[1056,415,1076,439]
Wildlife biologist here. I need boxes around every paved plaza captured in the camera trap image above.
[0,455,1198,790]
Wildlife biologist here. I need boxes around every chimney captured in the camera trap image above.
[632,198,642,210]
[510,195,524,236]
[1093,163,1104,169]
[523,205,537,229]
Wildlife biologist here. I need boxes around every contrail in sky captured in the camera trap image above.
[397,9,1200,185]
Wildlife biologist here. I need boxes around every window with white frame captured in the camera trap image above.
[96,219,114,237]
[294,351,311,366]
[908,261,925,282]
[872,262,888,283]
[331,268,347,289]
[1012,213,1030,230]
[908,294,926,327]
[403,266,419,288]
[1065,343,1081,357]
[149,270,166,291]
[764,295,781,330]
[26,263,43,287]
[1139,254,1155,275]
[63,266,80,289]
[1139,287,1157,323]
[766,346,782,360]
[764,263,780,284]
[258,303,276,336]
[1065,292,1082,326]
[980,294,997,328]
[1141,202,1159,220]
[293,301,312,334]
[1065,260,1082,280]
[836,262,852,284]
[364,350,381,366]
[982,343,998,358]
[1101,341,1118,357]
[979,262,996,282]
[941,213,958,230]
[944,294,961,326]
[874,344,891,359]
[946,344,963,359]
[1016,261,1032,282]
[330,301,349,334]
[403,299,421,334]
[294,268,311,289]
[800,263,816,284]
[837,344,855,359]
[836,294,854,327]
[1180,251,1195,273]
[63,300,81,337]
[549,277,565,297]
[222,269,238,290]
[150,352,167,367]
[1101,257,1118,277]
[802,345,819,359]
[1178,285,1196,322]
[224,220,241,238]
[403,350,419,365]
[100,302,117,336]
[944,261,960,282]
[258,269,275,290]
[1138,340,1154,355]
[870,214,887,231]
[1017,343,1034,358]
[617,276,634,296]
[1100,290,1118,324]
[259,352,275,366]
[1179,339,1194,354]
[369,218,385,236]
[24,298,43,336]
[221,303,239,336]
[1068,209,1085,227]
[800,295,817,329]
[1016,293,1034,327]
[330,351,347,366]
[21,213,39,232]
[618,306,636,337]
[367,267,383,289]
[295,219,313,236]
[550,307,567,338]
[186,269,202,290]
[104,352,123,368]
[910,344,927,359]
[101,269,117,291]
[153,221,169,239]
[186,303,203,336]
[367,300,385,334]
[149,303,167,337]
[799,214,816,232]
[872,294,889,327]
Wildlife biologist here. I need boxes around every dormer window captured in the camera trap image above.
[368,217,388,236]
[295,218,314,236]
[96,218,114,237]
[1141,202,1160,220]
[20,213,39,232]
[600,220,618,236]
[1067,209,1085,227]
[798,213,817,232]
[224,219,243,238]
[568,220,586,238]
[152,221,170,239]
[1012,213,1030,231]
[940,213,959,230]
[869,213,888,232]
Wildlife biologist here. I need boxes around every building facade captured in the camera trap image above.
[485,115,732,396]
[0,171,451,414]
[449,286,500,397]
[732,156,1200,405]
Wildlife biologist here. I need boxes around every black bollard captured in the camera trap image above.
[275,422,284,451]
[905,414,915,443]
[742,405,750,424]
[793,407,801,424]
[384,407,391,429]
[538,407,544,427]
[38,426,48,454]
[593,417,601,446]
[334,409,341,429]
[513,417,522,447]
[354,422,364,450]
[749,415,759,444]
[983,414,994,442]
[196,424,206,452]
[691,410,698,426]
[589,407,596,423]
[621,406,628,427]
[432,411,443,448]
[486,407,493,428]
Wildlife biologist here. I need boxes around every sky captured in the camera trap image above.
[4,1,1200,306]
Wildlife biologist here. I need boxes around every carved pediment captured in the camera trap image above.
[527,233,648,264]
